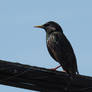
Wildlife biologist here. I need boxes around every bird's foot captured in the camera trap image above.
[62,70,66,72]
[49,65,61,71]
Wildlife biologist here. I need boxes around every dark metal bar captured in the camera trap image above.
[0,60,92,92]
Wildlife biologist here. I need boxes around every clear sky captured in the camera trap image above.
[0,0,92,92]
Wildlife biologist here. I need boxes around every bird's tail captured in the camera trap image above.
[67,68,79,76]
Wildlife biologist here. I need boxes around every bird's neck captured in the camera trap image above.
[46,33,50,41]
[46,31,63,42]
[46,32,55,42]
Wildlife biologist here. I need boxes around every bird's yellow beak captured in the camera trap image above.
[34,25,44,28]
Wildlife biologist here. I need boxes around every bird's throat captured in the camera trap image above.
[46,33,51,42]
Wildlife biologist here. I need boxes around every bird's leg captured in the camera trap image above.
[49,65,61,70]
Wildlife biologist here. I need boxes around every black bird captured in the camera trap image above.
[35,21,79,75]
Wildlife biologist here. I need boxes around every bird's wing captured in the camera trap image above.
[47,32,70,62]
[47,32,78,74]
[54,32,78,74]
[53,32,75,58]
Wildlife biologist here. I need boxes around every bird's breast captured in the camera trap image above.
[47,35,56,48]
[46,35,60,61]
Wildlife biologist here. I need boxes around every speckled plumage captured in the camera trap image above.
[35,21,79,75]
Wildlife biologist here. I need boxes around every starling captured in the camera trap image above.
[35,21,79,75]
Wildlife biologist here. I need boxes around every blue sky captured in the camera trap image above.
[0,0,92,92]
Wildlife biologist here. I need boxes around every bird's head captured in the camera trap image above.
[34,21,63,34]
